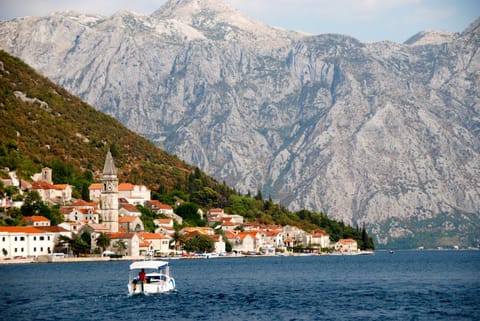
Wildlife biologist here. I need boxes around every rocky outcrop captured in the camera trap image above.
[1,2,478,247]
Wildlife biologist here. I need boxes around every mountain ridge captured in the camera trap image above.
[0,3,478,247]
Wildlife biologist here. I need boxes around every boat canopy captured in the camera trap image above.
[129,260,169,271]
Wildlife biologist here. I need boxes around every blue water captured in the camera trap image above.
[1,251,479,321]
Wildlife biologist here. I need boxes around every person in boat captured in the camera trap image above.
[139,268,146,292]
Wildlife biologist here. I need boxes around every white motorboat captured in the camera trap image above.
[128,260,175,295]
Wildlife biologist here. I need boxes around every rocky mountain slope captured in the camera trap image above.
[1,0,479,247]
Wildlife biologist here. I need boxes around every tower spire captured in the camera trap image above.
[103,150,117,176]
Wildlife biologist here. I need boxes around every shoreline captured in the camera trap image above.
[0,250,374,265]
[4,249,474,265]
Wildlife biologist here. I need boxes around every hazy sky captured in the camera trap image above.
[0,0,478,43]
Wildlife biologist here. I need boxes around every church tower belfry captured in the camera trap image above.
[101,151,119,232]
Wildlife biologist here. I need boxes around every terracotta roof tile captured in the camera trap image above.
[138,232,169,240]
[89,183,102,190]
[0,226,43,233]
[22,215,50,222]
[118,216,138,223]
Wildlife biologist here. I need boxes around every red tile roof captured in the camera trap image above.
[338,238,357,245]
[31,181,56,190]
[107,232,136,239]
[138,232,169,240]
[118,216,138,223]
[120,203,140,212]
[22,215,50,222]
[118,183,134,191]
[70,200,99,207]
[147,200,173,210]
[35,226,69,233]
[0,226,43,233]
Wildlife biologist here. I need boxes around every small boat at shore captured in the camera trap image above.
[128,260,175,295]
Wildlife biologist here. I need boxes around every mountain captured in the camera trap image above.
[0,1,479,248]
[0,50,376,248]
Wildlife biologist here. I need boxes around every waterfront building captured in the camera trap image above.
[335,238,358,254]
[0,226,55,259]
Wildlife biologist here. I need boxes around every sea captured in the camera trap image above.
[1,250,479,321]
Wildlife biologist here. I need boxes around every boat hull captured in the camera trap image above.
[128,278,175,295]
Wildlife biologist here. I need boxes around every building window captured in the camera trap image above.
[14,248,17,253]
[34,247,36,252]
[34,236,37,241]
[20,236,25,241]
[14,237,17,241]
[40,236,44,241]
[48,236,50,241]
[40,247,43,252]
[21,248,24,252]
[1,237,4,242]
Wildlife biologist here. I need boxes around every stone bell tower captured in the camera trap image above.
[101,151,119,232]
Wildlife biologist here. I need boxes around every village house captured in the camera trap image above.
[310,229,330,249]
[145,200,174,215]
[207,208,244,226]
[60,200,100,224]
[106,232,140,257]
[118,216,144,233]
[88,182,150,205]
[78,223,111,249]
[117,183,150,205]
[30,167,72,204]
[335,238,358,254]
[224,230,258,253]
[30,181,72,204]
[282,225,312,248]
[119,202,141,217]
[58,221,82,235]
[154,218,175,237]
[145,200,183,224]
[211,234,226,254]
[21,215,51,227]
[0,226,56,259]
[137,232,170,256]
[218,220,240,231]
[262,229,284,254]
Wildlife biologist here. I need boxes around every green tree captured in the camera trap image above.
[71,237,90,256]
[95,232,111,252]
[176,202,204,226]
[81,183,90,202]
[137,205,156,232]
[184,234,214,253]
[21,191,42,216]
[55,235,73,254]
[190,187,218,208]
[113,240,127,255]
[171,231,186,253]
[80,231,92,249]
[255,189,263,201]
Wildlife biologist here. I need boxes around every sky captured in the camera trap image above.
[0,0,478,43]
